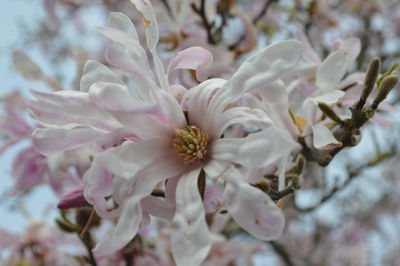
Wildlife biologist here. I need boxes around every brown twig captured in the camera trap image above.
[253,0,278,25]
[192,0,216,44]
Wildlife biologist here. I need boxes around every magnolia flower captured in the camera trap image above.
[28,1,303,264]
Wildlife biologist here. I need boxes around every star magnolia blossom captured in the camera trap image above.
[27,1,303,265]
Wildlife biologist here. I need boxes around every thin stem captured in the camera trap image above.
[79,208,96,238]
[268,186,295,201]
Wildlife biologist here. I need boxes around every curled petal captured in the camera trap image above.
[167,46,213,82]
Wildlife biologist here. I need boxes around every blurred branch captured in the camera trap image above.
[192,0,216,44]
[270,241,295,266]
[295,151,394,213]
[253,0,279,24]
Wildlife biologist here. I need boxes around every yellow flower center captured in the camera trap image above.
[172,126,208,163]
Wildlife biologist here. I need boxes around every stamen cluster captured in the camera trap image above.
[172,126,208,163]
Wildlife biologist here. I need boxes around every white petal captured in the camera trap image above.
[312,123,342,149]
[130,0,169,91]
[171,167,212,266]
[107,12,139,42]
[223,167,285,240]
[334,38,361,63]
[211,128,299,168]
[94,139,171,179]
[80,60,124,92]
[92,155,184,255]
[311,90,345,105]
[316,50,348,92]
[185,78,226,138]
[213,107,272,139]
[207,40,303,128]
[130,0,159,50]
[203,159,229,179]
[158,90,186,129]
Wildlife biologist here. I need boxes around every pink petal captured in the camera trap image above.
[28,89,119,130]
[141,196,174,221]
[130,0,169,91]
[103,44,157,94]
[32,127,103,156]
[89,82,162,117]
[185,78,226,138]
[93,195,143,255]
[93,127,139,153]
[222,167,285,240]
[167,46,213,82]
[57,187,88,209]
[94,155,183,255]
[80,60,124,92]
[171,167,212,266]
[207,40,303,133]
[91,139,171,180]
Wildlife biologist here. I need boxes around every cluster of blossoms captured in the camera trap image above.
[2,0,400,265]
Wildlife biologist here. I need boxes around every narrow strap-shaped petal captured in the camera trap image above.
[206,41,303,136]
[93,156,183,255]
[93,195,143,256]
[171,167,212,266]
[130,0,169,91]
[80,60,124,92]
[28,89,120,130]
[208,40,304,118]
[211,128,299,168]
[222,167,285,240]
[32,127,104,156]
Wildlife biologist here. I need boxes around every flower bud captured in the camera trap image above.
[318,102,343,124]
[295,154,306,174]
[371,75,398,109]
[356,58,380,109]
